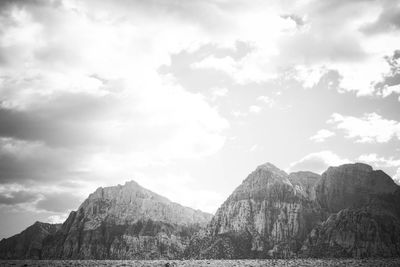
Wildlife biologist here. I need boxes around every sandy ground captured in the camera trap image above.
[1,259,400,267]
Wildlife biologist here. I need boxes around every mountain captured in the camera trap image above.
[301,163,400,257]
[0,180,212,260]
[2,162,400,259]
[0,222,61,259]
[40,180,212,259]
[186,162,400,259]
[185,163,323,258]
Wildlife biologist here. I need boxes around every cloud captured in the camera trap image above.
[310,129,335,143]
[249,105,262,113]
[394,168,400,184]
[329,113,400,143]
[374,50,400,100]
[0,190,37,205]
[361,2,400,34]
[357,153,400,183]
[357,153,400,168]
[289,151,350,174]
[257,96,275,108]
[36,192,82,213]
[0,0,232,221]
[210,87,228,101]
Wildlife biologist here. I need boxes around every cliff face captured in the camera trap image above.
[301,207,400,258]
[0,222,61,259]
[301,164,400,258]
[187,163,323,259]
[315,163,398,213]
[40,181,212,259]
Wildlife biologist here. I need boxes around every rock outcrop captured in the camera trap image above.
[301,163,400,258]
[315,163,398,213]
[0,222,61,259]
[40,180,212,259]
[186,163,323,259]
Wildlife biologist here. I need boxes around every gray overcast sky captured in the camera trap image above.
[0,0,400,239]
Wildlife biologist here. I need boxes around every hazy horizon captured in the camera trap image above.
[0,0,400,240]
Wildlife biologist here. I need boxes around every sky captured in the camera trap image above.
[0,0,400,239]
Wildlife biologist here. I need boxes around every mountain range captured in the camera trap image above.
[1,162,399,259]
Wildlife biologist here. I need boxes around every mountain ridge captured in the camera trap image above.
[1,162,400,259]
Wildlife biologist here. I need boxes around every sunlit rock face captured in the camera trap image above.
[0,222,61,259]
[302,163,400,258]
[187,163,323,259]
[40,181,212,259]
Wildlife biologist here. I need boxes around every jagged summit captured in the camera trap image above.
[86,179,171,206]
[256,162,288,178]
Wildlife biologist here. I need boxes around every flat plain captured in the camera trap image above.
[1,259,400,267]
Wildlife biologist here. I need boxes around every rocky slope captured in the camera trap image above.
[40,180,212,259]
[0,222,61,259]
[301,163,400,258]
[186,163,323,259]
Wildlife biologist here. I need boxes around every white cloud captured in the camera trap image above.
[329,113,400,143]
[231,110,247,117]
[292,65,329,89]
[357,153,400,184]
[357,154,400,168]
[134,172,223,214]
[210,87,228,101]
[381,84,400,100]
[289,150,350,174]
[249,105,262,113]
[310,129,335,143]
[249,144,258,152]
[394,168,400,184]
[257,95,275,108]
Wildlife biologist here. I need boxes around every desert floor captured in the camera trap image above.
[1,259,400,267]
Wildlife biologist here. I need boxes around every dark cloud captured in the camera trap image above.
[0,142,80,184]
[0,92,117,147]
[361,2,400,35]
[36,192,82,212]
[0,191,37,205]
[0,0,62,9]
[281,14,305,27]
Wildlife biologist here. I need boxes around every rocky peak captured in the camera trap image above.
[85,180,170,206]
[256,162,288,178]
[226,163,292,203]
[200,163,323,258]
[78,180,212,230]
[316,163,398,213]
